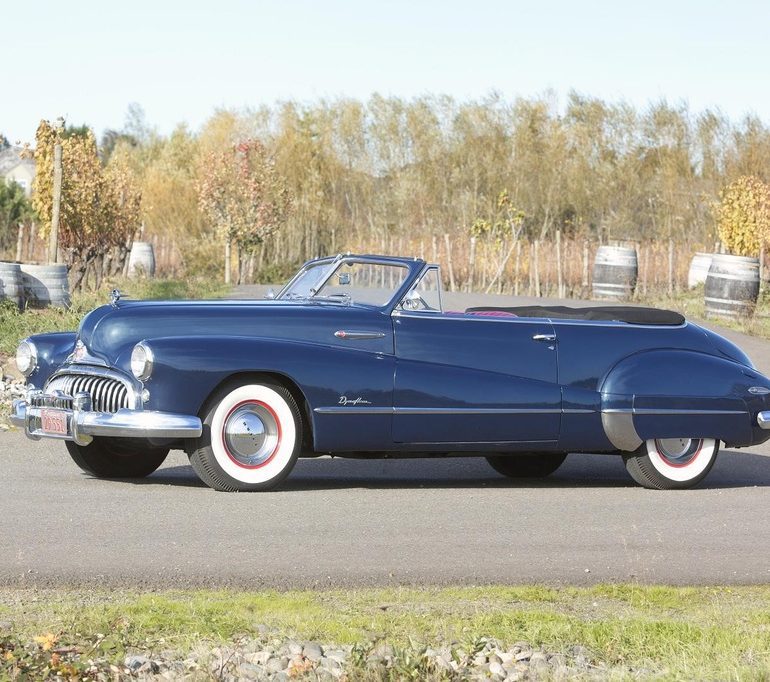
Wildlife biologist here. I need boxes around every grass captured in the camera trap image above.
[1,584,770,679]
[643,284,770,339]
[0,276,229,359]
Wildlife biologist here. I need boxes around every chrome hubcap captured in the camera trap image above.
[655,437,698,463]
[224,403,279,467]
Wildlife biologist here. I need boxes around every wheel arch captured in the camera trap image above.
[200,370,314,452]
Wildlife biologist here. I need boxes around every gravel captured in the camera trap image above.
[105,636,604,680]
[0,376,25,430]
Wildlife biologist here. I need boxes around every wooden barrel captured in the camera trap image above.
[688,252,713,289]
[0,262,24,308]
[704,254,759,318]
[20,263,70,308]
[128,241,156,277]
[592,246,638,300]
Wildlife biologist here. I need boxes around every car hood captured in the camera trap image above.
[77,299,381,364]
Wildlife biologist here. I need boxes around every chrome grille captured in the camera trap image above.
[45,374,130,413]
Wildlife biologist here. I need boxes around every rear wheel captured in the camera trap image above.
[486,453,567,478]
[65,438,169,478]
[623,437,719,490]
[190,381,302,492]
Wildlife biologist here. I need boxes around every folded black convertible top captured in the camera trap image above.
[464,305,685,326]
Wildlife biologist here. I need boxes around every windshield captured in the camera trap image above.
[279,259,409,306]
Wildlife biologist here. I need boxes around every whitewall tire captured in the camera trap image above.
[623,437,719,490]
[190,381,301,491]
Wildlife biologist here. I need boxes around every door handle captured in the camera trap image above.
[532,333,556,342]
[334,330,386,340]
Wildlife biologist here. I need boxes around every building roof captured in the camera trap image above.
[0,146,35,177]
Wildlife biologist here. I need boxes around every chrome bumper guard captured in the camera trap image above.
[758,411,770,429]
[10,389,202,446]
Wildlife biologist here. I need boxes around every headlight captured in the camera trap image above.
[15,339,37,377]
[130,342,154,381]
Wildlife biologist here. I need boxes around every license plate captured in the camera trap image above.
[41,408,68,435]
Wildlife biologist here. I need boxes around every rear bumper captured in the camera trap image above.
[10,390,202,446]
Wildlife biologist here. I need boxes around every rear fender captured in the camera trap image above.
[599,349,769,449]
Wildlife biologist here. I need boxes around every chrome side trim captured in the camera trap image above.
[314,407,393,414]
[603,408,745,416]
[314,406,594,415]
[601,410,642,451]
[334,330,387,340]
[397,407,562,415]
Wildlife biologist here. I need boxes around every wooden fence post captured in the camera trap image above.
[48,141,63,264]
[444,233,456,292]
[556,229,563,298]
[15,224,25,262]
[224,240,232,285]
[468,236,476,292]
[668,238,674,295]
[514,240,521,296]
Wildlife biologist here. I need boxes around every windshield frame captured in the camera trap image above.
[276,255,424,310]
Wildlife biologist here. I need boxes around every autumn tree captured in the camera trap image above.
[716,176,770,256]
[32,119,141,290]
[198,140,293,283]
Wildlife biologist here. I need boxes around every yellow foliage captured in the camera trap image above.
[33,633,57,651]
[716,176,770,257]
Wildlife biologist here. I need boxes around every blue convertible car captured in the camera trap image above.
[11,253,770,491]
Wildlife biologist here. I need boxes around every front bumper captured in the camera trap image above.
[758,411,770,429]
[10,389,202,446]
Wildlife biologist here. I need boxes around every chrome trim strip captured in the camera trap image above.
[334,330,387,340]
[314,406,593,415]
[603,408,745,416]
[396,407,562,415]
[314,407,394,414]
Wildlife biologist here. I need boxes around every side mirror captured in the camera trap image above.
[265,288,275,300]
[402,290,421,310]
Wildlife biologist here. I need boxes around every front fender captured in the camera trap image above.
[25,332,77,389]
[134,335,396,451]
[600,349,770,449]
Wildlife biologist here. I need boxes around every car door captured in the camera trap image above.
[392,311,561,445]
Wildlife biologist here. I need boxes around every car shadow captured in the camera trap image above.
[129,449,770,491]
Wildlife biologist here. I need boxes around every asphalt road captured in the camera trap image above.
[1,289,770,588]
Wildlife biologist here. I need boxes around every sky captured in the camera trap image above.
[3,0,770,144]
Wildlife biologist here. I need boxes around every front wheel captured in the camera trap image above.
[65,438,169,478]
[189,381,302,491]
[486,453,567,478]
[623,438,719,490]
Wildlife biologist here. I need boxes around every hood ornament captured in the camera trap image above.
[110,289,122,308]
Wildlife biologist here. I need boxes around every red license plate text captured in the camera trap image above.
[41,409,68,435]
